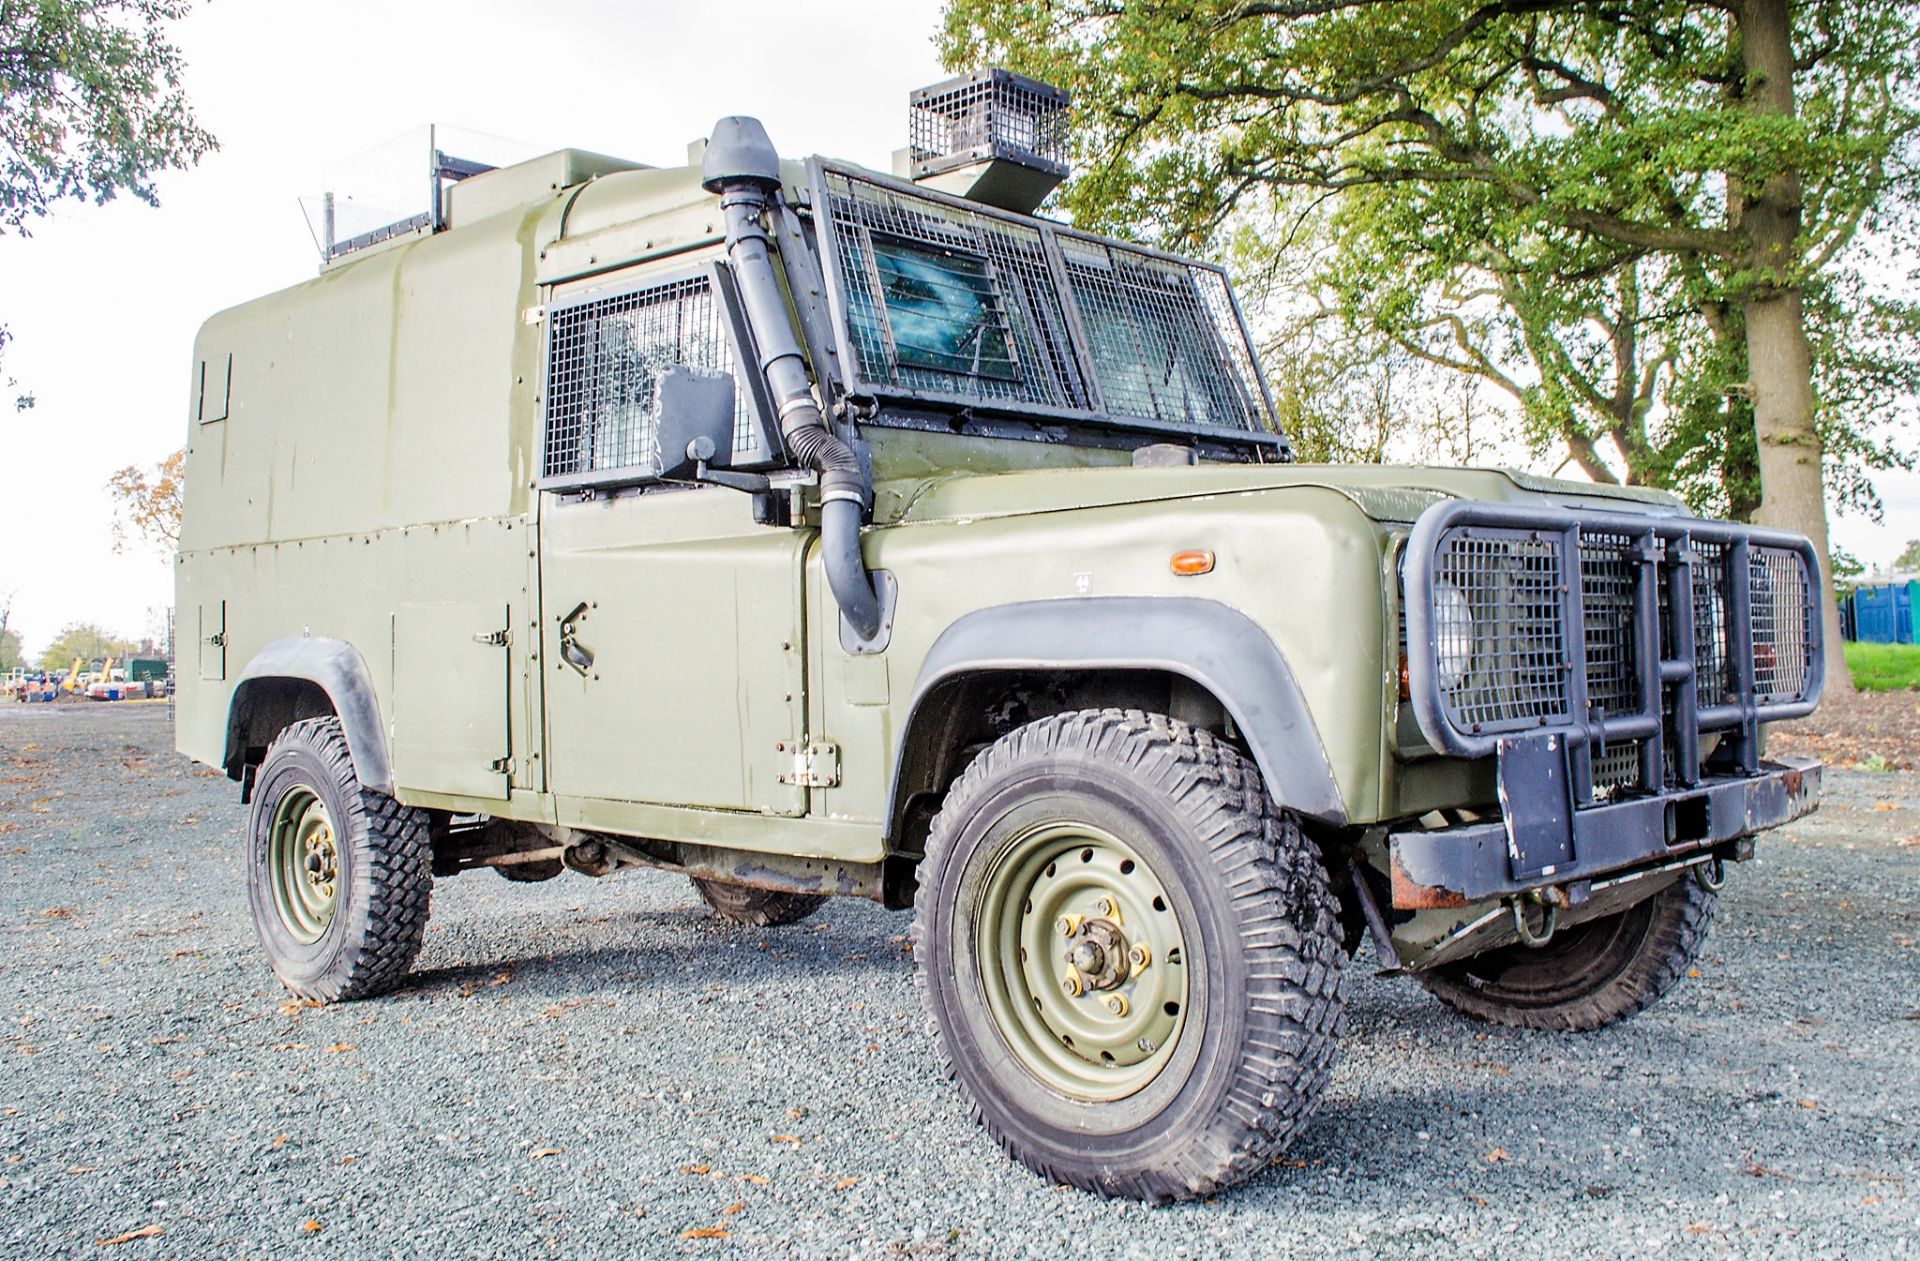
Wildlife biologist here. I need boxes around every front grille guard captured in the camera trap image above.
[1403,500,1824,805]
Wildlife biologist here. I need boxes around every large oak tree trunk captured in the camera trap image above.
[1738,0,1852,691]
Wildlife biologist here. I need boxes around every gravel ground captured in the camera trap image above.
[2,703,1916,1260]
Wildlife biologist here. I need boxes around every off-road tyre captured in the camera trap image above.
[692,877,828,927]
[246,717,433,1002]
[913,709,1347,1203]
[1416,876,1716,1032]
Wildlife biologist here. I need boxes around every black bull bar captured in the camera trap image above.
[1393,501,1826,910]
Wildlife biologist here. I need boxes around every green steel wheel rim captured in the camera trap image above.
[268,784,339,945]
[974,820,1190,1102]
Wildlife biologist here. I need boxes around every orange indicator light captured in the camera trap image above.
[1169,550,1216,576]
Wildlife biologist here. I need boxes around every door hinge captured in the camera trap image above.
[489,756,515,775]
[473,629,510,646]
[778,740,840,788]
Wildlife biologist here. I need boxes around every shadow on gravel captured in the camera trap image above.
[398,922,908,1002]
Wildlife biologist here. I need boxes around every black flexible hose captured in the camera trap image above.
[714,183,880,639]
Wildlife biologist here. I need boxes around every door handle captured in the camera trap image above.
[557,602,595,676]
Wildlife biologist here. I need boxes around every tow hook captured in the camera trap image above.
[1511,894,1558,949]
[1694,854,1727,892]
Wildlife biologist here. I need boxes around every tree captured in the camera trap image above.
[942,0,1920,688]
[36,621,137,671]
[1895,539,1920,571]
[1,0,217,401]
[107,447,184,555]
[0,590,20,670]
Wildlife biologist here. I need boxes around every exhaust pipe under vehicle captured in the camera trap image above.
[702,117,882,641]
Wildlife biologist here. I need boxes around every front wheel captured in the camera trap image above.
[1416,876,1716,1031]
[913,709,1346,1203]
[246,717,433,1002]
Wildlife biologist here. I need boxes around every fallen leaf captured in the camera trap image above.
[301,1219,321,1233]
[1863,1196,1883,1206]
[720,1202,744,1216]
[1484,1148,1509,1163]
[1797,1098,1817,1110]
[769,1134,799,1146]
[1686,966,1702,978]
[833,1176,859,1190]
[272,1042,308,1052]
[1467,1061,1510,1075]
[95,1225,164,1246]
[529,1147,562,1159]
[1683,1222,1714,1236]
[1744,1160,1791,1180]
[741,1173,768,1185]
[278,999,321,1016]
[39,907,73,919]
[786,1107,806,1119]
[681,1227,731,1240]
[322,1043,356,1054]
[680,1163,711,1175]
[66,1164,98,1175]
[1873,801,1897,811]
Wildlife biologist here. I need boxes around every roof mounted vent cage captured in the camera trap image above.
[906,68,1069,215]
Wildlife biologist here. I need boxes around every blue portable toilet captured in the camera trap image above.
[1848,581,1917,643]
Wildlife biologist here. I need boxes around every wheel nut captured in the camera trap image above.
[1061,976,1081,997]
[1095,896,1116,918]
[1128,944,1151,969]
[1104,995,1129,1017]
[1056,914,1082,938]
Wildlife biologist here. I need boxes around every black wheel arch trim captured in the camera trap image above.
[227,638,393,795]
[886,597,1346,838]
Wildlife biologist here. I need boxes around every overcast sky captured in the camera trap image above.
[2,0,1915,658]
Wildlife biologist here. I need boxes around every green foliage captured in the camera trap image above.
[941,0,1919,515]
[1897,539,1920,570]
[36,621,139,671]
[0,627,20,671]
[1,0,214,404]
[0,0,216,234]
[1844,641,1920,692]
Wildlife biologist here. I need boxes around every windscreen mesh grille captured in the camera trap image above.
[542,275,749,481]
[1056,236,1264,430]
[818,167,1272,435]
[822,170,1086,410]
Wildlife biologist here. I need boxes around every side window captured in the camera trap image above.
[540,272,758,488]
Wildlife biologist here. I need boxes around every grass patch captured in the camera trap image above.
[1845,641,1920,692]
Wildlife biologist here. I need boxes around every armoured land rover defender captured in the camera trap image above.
[177,72,1825,1201]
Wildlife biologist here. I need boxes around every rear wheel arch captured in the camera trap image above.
[226,638,392,798]
[885,598,1348,855]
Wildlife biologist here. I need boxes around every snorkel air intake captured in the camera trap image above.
[702,117,881,642]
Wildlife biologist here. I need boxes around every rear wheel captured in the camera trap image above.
[246,717,433,1002]
[1416,877,1716,1031]
[914,709,1346,1203]
[691,877,827,927]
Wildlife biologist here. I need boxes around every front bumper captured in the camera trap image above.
[1388,755,1822,910]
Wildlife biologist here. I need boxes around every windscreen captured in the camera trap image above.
[813,164,1277,441]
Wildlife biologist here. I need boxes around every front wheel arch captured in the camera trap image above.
[884,598,1349,852]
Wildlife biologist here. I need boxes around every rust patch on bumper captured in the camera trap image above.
[1390,853,1470,910]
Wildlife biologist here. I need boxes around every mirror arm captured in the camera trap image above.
[691,459,772,495]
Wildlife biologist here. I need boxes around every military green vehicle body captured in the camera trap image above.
[177,100,1824,1198]
[176,136,1824,969]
